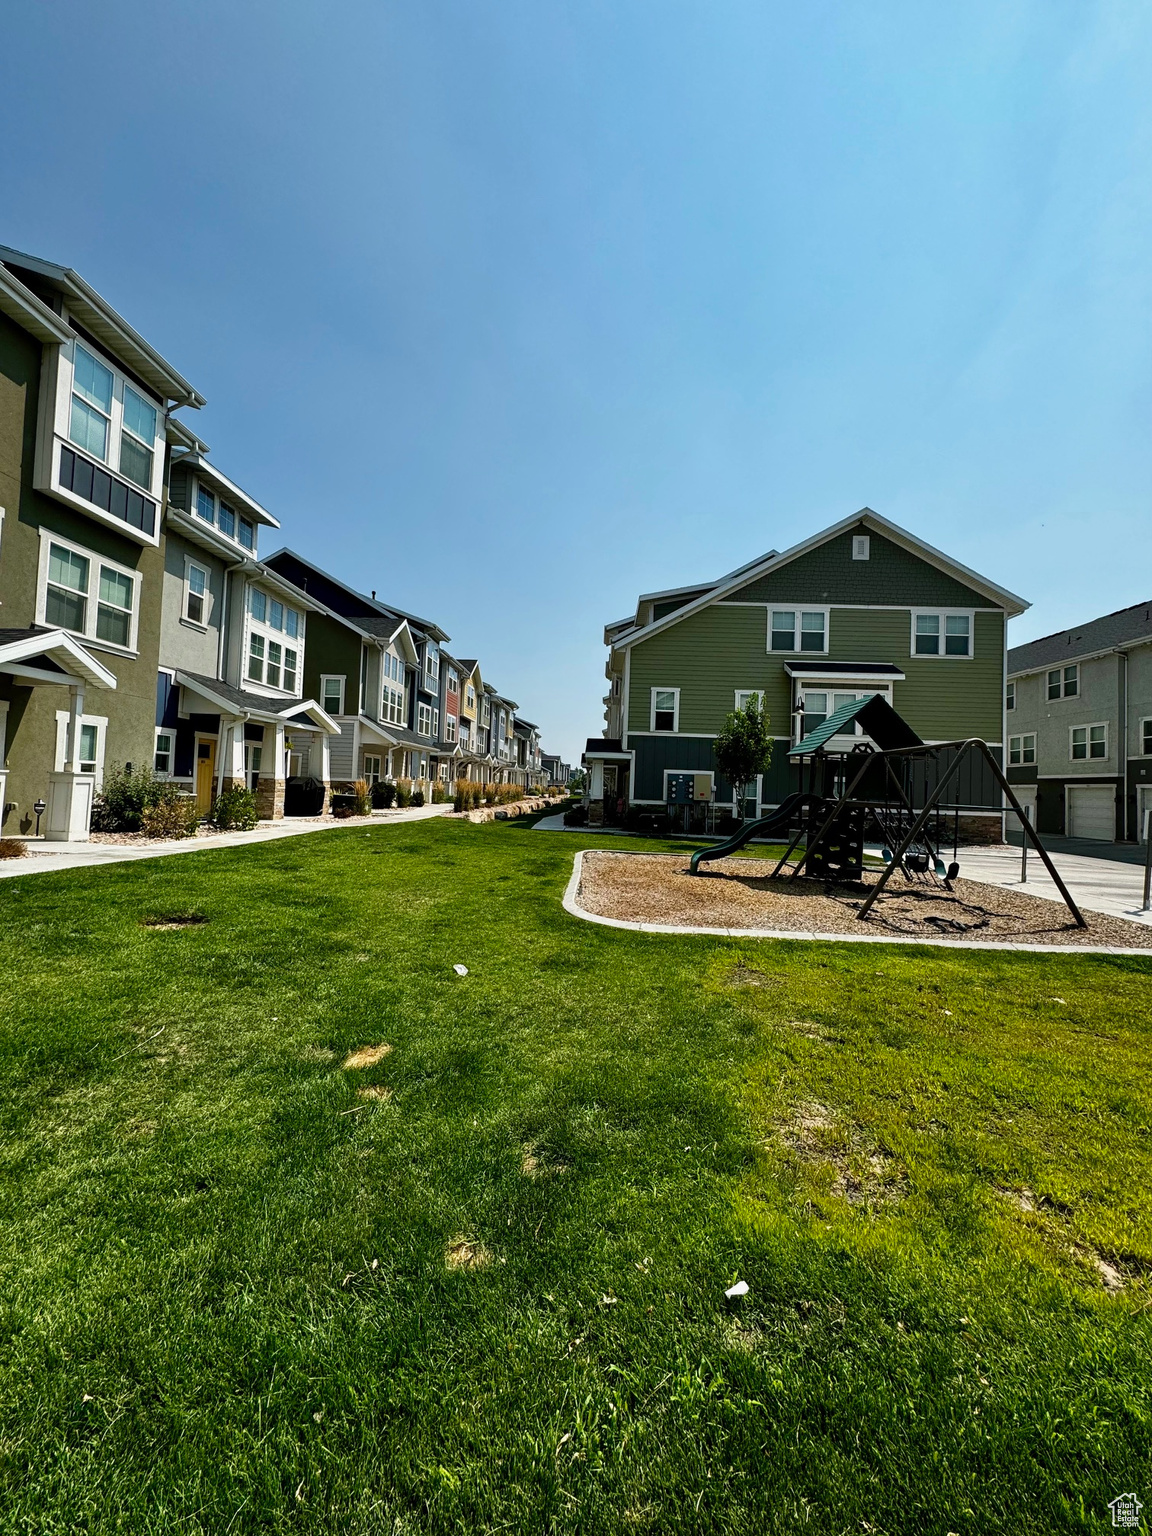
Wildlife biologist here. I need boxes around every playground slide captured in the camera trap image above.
[689,793,822,874]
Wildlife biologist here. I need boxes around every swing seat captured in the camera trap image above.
[933,857,947,878]
[881,846,894,863]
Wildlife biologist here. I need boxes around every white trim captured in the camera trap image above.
[1140,716,1152,757]
[852,534,870,560]
[183,554,211,629]
[734,689,765,710]
[1008,732,1036,767]
[1046,663,1080,701]
[650,686,680,733]
[0,627,117,690]
[768,605,830,656]
[0,698,8,767]
[153,725,176,778]
[909,607,975,660]
[35,528,141,656]
[1069,721,1109,763]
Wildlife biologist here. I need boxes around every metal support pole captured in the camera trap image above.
[857,753,965,920]
[1020,805,1029,883]
[1143,808,1151,912]
[981,742,1087,927]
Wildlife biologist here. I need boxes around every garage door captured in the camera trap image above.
[1067,785,1115,841]
[1007,786,1036,832]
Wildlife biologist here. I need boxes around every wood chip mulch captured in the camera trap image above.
[577,852,1152,950]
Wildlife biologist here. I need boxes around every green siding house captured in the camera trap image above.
[587,509,1027,831]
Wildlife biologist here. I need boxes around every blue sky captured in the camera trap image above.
[2,2,1149,764]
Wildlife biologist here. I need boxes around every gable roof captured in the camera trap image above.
[789,694,924,755]
[263,549,449,642]
[610,508,1028,651]
[1008,598,1152,676]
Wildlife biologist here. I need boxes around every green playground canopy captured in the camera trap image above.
[788,693,924,756]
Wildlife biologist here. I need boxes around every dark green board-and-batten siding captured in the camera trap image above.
[627,605,1004,742]
[627,733,796,803]
[721,526,989,608]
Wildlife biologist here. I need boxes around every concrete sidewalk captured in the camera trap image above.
[956,842,1152,928]
[0,803,452,880]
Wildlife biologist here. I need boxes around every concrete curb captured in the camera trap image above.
[561,850,1152,958]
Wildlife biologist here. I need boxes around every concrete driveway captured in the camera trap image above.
[958,841,1152,928]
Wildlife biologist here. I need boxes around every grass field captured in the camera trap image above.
[1,814,1149,1534]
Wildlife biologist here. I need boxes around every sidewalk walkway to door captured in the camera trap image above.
[0,803,453,881]
[957,842,1152,929]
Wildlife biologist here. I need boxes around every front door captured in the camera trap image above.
[195,738,217,813]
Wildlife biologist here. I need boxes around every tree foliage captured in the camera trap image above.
[713,697,773,819]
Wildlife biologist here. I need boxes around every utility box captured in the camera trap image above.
[666,773,712,804]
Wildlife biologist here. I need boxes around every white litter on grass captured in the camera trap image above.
[453,964,468,976]
[725,1281,749,1300]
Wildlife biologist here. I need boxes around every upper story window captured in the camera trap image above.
[913,611,971,657]
[1009,733,1036,766]
[322,675,345,715]
[185,560,209,626]
[444,714,457,743]
[465,683,476,711]
[249,586,300,639]
[246,585,301,694]
[651,688,679,732]
[1006,680,1016,710]
[67,344,161,495]
[424,645,439,689]
[735,689,764,711]
[481,697,491,725]
[770,608,827,653]
[417,702,434,736]
[194,482,255,551]
[1071,724,1106,761]
[1048,665,1078,700]
[38,530,140,652]
[1141,718,1152,756]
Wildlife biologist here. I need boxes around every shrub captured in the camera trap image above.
[430,783,448,804]
[372,781,397,809]
[90,765,160,833]
[210,786,259,831]
[563,805,588,827]
[141,797,200,839]
[0,837,27,859]
[410,789,425,808]
[395,779,412,809]
[352,778,373,816]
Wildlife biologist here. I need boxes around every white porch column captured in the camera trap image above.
[46,684,94,841]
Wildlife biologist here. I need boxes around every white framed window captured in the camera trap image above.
[911,610,972,658]
[734,689,764,711]
[465,684,476,711]
[363,754,382,786]
[1048,665,1078,700]
[1008,733,1036,766]
[1006,680,1015,711]
[417,702,433,736]
[247,632,265,683]
[1142,718,1152,756]
[66,343,163,497]
[481,698,491,726]
[246,586,302,694]
[650,687,680,732]
[852,535,870,560]
[245,741,263,791]
[424,645,439,688]
[193,481,251,549]
[321,675,345,716]
[381,650,406,724]
[1070,723,1107,761]
[445,714,457,743]
[433,708,440,737]
[769,608,828,654]
[184,559,210,626]
[54,710,108,781]
[37,530,140,652]
[154,728,174,776]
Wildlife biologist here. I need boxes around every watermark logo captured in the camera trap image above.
[1110,1493,1143,1530]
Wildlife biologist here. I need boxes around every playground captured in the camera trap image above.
[573,850,1152,950]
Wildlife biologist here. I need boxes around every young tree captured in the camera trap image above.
[713,696,773,821]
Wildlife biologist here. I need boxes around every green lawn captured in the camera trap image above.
[1,816,1149,1534]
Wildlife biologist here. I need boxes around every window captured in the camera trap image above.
[445,714,457,743]
[283,647,297,694]
[248,632,265,682]
[267,641,282,689]
[447,668,458,696]
[424,646,439,687]
[382,679,405,724]
[322,675,345,716]
[852,535,870,560]
[465,684,476,711]
[417,702,433,736]
[1143,718,1152,756]
[651,688,679,732]
[770,609,827,653]
[40,534,139,651]
[54,710,106,780]
[1048,665,1078,700]
[250,589,267,623]
[238,517,255,551]
[185,562,209,625]
[433,708,440,736]
[914,611,971,657]
[735,690,764,711]
[217,503,236,539]
[196,486,216,523]
[363,755,382,787]
[1006,680,1016,711]
[801,690,828,729]
[154,730,173,775]
[245,742,263,791]
[1009,734,1036,766]
[119,386,156,490]
[481,698,491,725]
[1071,724,1106,761]
[269,599,284,631]
[285,608,299,639]
[69,346,113,461]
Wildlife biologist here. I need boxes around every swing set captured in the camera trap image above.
[696,694,1086,928]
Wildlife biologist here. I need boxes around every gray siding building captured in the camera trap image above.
[1006,600,1152,842]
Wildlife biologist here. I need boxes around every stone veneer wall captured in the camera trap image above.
[255,777,285,819]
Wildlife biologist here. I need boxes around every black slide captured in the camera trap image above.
[689,793,821,874]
